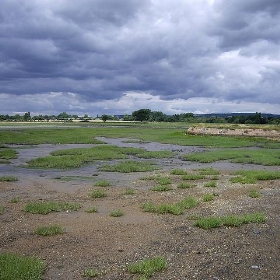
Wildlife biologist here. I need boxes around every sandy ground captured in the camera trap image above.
[0,139,280,280]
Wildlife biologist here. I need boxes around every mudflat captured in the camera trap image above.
[1,137,279,279]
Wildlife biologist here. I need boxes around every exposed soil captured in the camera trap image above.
[188,127,280,140]
[0,138,279,280]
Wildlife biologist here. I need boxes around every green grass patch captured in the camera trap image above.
[182,149,280,166]
[151,185,172,192]
[127,257,167,278]
[9,197,20,203]
[202,194,214,202]
[177,182,196,189]
[0,176,18,182]
[156,176,172,185]
[94,179,111,187]
[182,174,205,180]
[85,206,98,213]
[248,189,261,198]
[82,268,99,278]
[0,205,4,215]
[142,197,198,215]
[28,145,130,169]
[109,210,124,217]
[198,167,220,175]
[0,252,45,280]
[89,189,107,198]
[0,146,18,163]
[204,181,217,188]
[35,225,64,236]
[98,160,158,173]
[195,212,266,229]
[24,201,81,215]
[123,188,136,195]
[230,170,280,184]
[170,168,189,175]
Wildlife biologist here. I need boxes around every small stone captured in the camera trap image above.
[251,265,259,269]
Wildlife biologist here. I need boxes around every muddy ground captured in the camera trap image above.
[0,138,279,279]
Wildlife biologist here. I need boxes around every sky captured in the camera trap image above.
[0,0,280,116]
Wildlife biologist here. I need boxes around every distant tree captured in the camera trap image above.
[101,114,109,122]
[23,112,31,121]
[149,111,167,122]
[132,109,151,122]
[57,112,70,119]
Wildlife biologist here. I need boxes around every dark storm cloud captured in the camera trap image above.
[0,0,279,114]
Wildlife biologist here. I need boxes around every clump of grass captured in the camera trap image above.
[0,147,18,163]
[170,169,188,175]
[35,225,64,236]
[10,197,20,203]
[151,185,172,192]
[198,167,220,176]
[94,180,111,187]
[0,253,45,280]
[127,257,167,278]
[195,212,266,229]
[85,206,98,213]
[0,205,4,215]
[177,182,195,189]
[182,149,280,165]
[123,188,136,195]
[249,189,260,198]
[82,268,99,278]
[202,194,214,202]
[24,201,81,215]
[110,210,124,217]
[156,176,172,185]
[0,176,18,182]
[89,190,107,198]
[195,217,222,229]
[231,170,280,184]
[98,160,158,173]
[141,197,198,215]
[182,174,205,180]
[204,181,217,188]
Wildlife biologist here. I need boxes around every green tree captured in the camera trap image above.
[101,114,109,122]
[132,109,151,122]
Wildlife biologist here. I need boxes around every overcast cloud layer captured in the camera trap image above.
[0,0,279,116]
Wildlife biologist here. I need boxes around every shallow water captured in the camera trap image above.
[1,138,279,188]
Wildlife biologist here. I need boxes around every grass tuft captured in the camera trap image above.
[109,210,124,217]
[248,189,260,198]
[127,257,167,277]
[0,253,45,280]
[195,212,266,229]
[89,190,107,198]
[98,160,158,173]
[231,170,280,184]
[94,180,111,187]
[204,181,217,188]
[24,201,81,215]
[82,268,99,278]
[177,182,195,189]
[202,194,214,202]
[35,225,64,236]
[0,176,18,182]
[85,206,98,213]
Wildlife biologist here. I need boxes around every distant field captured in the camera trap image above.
[0,122,279,148]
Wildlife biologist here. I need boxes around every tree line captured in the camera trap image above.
[0,110,279,124]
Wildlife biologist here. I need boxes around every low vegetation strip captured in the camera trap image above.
[27,145,172,169]
[98,160,158,173]
[230,170,280,184]
[24,201,81,214]
[0,253,45,280]
[0,146,17,163]
[195,212,266,229]
[182,149,280,166]
[142,197,199,215]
